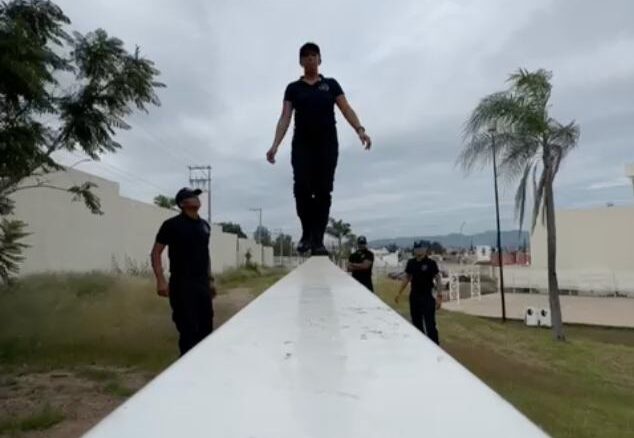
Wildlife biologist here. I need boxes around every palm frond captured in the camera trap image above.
[498,134,539,184]
[549,120,580,156]
[464,92,524,136]
[508,68,552,106]
[457,133,492,172]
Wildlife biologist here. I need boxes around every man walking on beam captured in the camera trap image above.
[395,241,443,344]
[266,42,372,256]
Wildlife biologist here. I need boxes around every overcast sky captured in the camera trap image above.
[55,0,634,240]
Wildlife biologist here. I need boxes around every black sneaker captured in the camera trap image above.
[311,245,329,256]
[297,239,311,254]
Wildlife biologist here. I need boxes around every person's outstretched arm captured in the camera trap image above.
[266,101,293,164]
[150,242,168,297]
[335,95,372,149]
[395,274,411,304]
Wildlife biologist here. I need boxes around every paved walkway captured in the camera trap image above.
[444,293,634,328]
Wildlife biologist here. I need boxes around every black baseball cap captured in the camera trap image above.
[299,42,320,58]
[357,236,367,245]
[413,241,424,249]
[175,187,202,205]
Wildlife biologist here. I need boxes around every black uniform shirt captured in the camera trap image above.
[405,256,439,296]
[156,214,211,279]
[284,75,344,141]
[349,249,374,288]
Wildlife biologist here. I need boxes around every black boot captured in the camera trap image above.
[297,235,311,254]
[310,195,330,257]
[294,192,313,255]
[311,244,329,257]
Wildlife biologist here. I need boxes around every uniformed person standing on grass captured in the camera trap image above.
[150,188,216,356]
[347,236,375,292]
[266,42,372,256]
[395,241,442,344]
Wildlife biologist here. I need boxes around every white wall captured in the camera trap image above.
[531,205,634,272]
[9,169,273,275]
[521,205,634,296]
[210,225,238,273]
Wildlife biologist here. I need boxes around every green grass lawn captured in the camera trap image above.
[375,276,634,438]
[0,270,632,437]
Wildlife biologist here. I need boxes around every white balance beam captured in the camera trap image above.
[84,257,546,437]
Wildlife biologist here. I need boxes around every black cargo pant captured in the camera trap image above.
[291,134,338,247]
[169,276,214,356]
[409,293,439,345]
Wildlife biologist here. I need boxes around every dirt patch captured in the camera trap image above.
[0,286,258,437]
[214,287,255,326]
[0,368,150,438]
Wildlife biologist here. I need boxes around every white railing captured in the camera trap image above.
[84,257,546,438]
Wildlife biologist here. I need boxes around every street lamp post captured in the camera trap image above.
[249,208,263,266]
[489,124,506,322]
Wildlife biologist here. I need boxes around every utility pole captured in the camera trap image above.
[249,207,263,265]
[188,165,212,224]
[488,124,506,322]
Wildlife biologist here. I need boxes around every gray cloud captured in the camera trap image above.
[55,0,634,239]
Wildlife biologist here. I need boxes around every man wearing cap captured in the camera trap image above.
[266,42,372,256]
[395,242,442,344]
[347,236,375,292]
[150,188,216,356]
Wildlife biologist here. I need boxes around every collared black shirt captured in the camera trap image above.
[156,214,211,279]
[349,249,374,290]
[284,75,344,142]
[405,256,439,296]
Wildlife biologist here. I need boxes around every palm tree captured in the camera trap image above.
[325,218,352,262]
[458,68,580,341]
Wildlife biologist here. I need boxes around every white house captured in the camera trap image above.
[371,248,400,268]
[476,245,492,263]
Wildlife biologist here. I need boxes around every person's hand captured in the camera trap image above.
[209,281,217,299]
[435,297,442,310]
[266,146,278,164]
[359,131,372,150]
[157,278,169,297]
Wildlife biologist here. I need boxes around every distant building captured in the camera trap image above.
[371,248,400,268]
[475,245,492,263]
[521,164,634,295]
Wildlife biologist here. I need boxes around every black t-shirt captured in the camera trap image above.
[284,75,344,141]
[349,249,374,288]
[405,257,439,295]
[156,214,211,279]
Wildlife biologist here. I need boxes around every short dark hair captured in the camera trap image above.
[299,42,320,58]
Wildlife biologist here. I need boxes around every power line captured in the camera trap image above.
[67,151,174,195]
[133,122,203,166]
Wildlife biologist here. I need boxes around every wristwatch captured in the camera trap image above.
[356,126,366,133]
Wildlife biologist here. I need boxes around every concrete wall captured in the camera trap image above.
[210,225,238,273]
[521,205,634,296]
[531,205,634,272]
[9,169,273,275]
[502,265,634,297]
